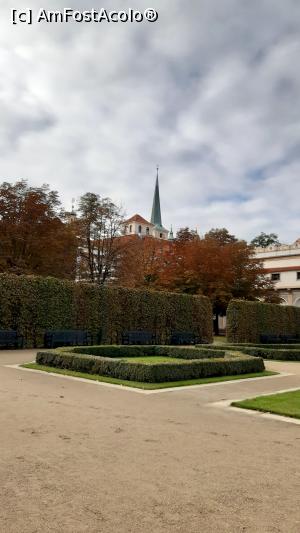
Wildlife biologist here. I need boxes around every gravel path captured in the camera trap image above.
[0,350,300,533]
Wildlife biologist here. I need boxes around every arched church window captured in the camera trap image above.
[146,227,149,235]
[138,225,142,233]
[129,225,132,233]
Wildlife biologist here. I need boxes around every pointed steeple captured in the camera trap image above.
[168,225,174,240]
[151,166,162,227]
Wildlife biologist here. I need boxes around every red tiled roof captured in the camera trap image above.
[123,214,153,225]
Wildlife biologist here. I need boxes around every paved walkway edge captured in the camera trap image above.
[5,363,294,395]
[212,391,300,426]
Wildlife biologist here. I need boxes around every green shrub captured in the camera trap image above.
[71,345,225,359]
[227,300,300,343]
[36,349,265,383]
[203,343,300,361]
[0,274,213,347]
[71,345,157,358]
[236,346,300,361]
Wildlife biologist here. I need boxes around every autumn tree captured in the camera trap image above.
[157,228,279,334]
[77,193,124,284]
[205,228,238,245]
[0,180,77,278]
[114,236,167,288]
[176,227,199,242]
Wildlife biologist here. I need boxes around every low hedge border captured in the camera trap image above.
[215,343,300,350]
[201,344,300,361]
[36,349,265,383]
[237,347,300,361]
[70,345,226,360]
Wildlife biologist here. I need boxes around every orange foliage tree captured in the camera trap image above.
[0,180,77,278]
[114,227,279,333]
[157,228,279,332]
[114,236,168,288]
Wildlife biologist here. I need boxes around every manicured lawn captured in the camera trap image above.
[124,356,189,364]
[22,363,276,390]
[213,336,228,344]
[232,390,300,420]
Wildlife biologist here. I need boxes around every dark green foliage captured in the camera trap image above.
[204,343,300,361]
[227,300,300,343]
[250,232,280,248]
[36,349,264,383]
[71,345,225,359]
[233,346,300,361]
[72,345,157,358]
[0,274,213,347]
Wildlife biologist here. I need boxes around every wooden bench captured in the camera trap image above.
[0,330,24,349]
[260,335,281,344]
[260,334,300,344]
[278,335,300,344]
[121,330,155,345]
[44,330,91,349]
[170,331,200,345]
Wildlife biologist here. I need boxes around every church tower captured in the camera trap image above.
[150,166,169,240]
[151,166,162,227]
[122,167,169,240]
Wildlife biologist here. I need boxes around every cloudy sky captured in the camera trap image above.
[1,0,300,242]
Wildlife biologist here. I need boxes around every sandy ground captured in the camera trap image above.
[0,350,300,533]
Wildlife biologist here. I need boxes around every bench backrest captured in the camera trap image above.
[122,330,155,345]
[44,330,89,348]
[170,331,198,345]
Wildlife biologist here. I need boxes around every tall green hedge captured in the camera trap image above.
[0,274,213,347]
[227,299,300,343]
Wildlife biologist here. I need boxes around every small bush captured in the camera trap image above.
[36,348,265,383]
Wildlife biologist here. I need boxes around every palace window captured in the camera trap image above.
[160,233,163,238]
[271,273,280,281]
[138,225,142,234]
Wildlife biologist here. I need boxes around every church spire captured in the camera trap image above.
[151,165,162,227]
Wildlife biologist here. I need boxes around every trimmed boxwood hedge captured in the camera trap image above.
[70,345,226,359]
[203,343,300,361]
[36,348,265,383]
[232,346,300,361]
[0,274,213,348]
[227,300,300,344]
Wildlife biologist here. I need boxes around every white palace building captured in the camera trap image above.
[255,240,300,306]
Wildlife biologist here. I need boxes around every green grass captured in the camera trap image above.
[232,390,300,420]
[123,356,189,364]
[213,336,228,344]
[22,363,276,390]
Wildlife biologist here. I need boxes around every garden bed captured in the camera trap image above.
[23,362,274,390]
[35,345,265,384]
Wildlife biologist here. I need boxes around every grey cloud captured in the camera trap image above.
[0,0,299,240]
